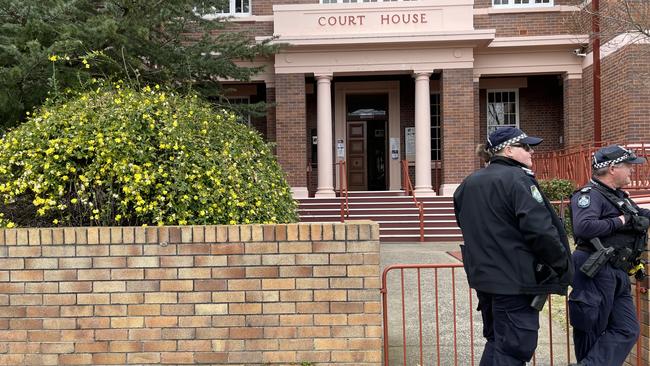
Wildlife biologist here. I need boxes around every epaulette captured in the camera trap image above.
[521,167,535,177]
[580,186,591,193]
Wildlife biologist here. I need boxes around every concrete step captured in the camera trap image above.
[297,190,459,243]
[299,201,453,209]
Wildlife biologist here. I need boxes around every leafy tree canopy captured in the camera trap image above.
[0,82,297,228]
[0,0,276,131]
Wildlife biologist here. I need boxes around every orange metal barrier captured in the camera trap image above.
[534,142,650,189]
[381,263,647,366]
[336,160,349,223]
[401,160,425,242]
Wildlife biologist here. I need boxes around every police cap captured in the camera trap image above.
[487,127,543,153]
[592,145,646,169]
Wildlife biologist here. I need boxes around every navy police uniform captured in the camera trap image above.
[569,145,649,366]
[454,127,572,366]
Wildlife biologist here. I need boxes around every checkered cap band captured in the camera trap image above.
[488,133,528,153]
[592,152,633,169]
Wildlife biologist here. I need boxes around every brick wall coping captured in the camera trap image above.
[0,221,380,246]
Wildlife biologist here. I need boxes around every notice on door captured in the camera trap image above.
[390,138,399,160]
[405,127,415,161]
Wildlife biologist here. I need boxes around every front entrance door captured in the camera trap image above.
[347,122,367,191]
[346,120,387,191]
[345,93,389,191]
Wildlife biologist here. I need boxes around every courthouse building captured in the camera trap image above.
[218,0,650,198]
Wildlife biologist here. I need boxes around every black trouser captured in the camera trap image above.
[476,291,539,366]
[569,250,639,365]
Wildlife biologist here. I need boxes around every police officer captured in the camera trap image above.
[569,145,649,366]
[454,127,573,366]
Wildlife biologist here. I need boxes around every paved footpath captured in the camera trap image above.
[380,242,575,366]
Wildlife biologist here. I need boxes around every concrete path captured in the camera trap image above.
[380,242,576,366]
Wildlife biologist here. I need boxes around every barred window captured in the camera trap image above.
[492,0,553,8]
[430,93,441,161]
[487,90,519,134]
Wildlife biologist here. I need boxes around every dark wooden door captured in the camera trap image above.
[347,122,367,191]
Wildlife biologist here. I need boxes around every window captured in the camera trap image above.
[430,93,441,161]
[487,90,519,134]
[199,0,251,17]
[492,0,553,8]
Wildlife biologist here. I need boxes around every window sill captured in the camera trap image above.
[474,5,578,15]
[201,14,270,21]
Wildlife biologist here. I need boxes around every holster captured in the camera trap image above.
[579,238,615,278]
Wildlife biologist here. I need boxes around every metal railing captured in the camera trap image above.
[401,160,425,242]
[534,142,650,189]
[336,160,349,223]
[381,263,648,366]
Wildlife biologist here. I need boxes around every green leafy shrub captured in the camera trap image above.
[0,82,297,227]
[539,178,575,236]
[538,178,576,201]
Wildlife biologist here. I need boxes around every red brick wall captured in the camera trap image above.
[619,45,650,142]
[306,89,318,196]
[211,21,274,38]
[519,75,563,153]
[266,87,277,144]
[442,69,475,185]
[582,44,650,144]
[563,76,584,147]
[255,0,315,16]
[275,74,308,187]
[473,80,483,170]
[474,13,571,37]
[0,223,381,365]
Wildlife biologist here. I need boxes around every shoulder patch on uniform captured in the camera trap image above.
[530,185,544,204]
[577,194,591,208]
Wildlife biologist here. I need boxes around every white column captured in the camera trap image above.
[315,74,335,198]
[414,72,435,197]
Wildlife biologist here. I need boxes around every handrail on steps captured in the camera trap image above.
[401,160,425,242]
[336,160,349,223]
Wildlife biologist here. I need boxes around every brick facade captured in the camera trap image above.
[214,1,649,194]
[563,76,584,147]
[519,76,564,153]
[581,44,650,144]
[0,223,381,365]
[266,87,277,144]
[442,69,476,185]
[275,74,308,188]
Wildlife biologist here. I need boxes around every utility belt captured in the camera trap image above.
[578,238,646,279]
[577,243,634,271]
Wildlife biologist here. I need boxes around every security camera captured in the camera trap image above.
[573,48,587,57]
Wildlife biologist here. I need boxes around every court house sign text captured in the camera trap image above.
[317,13,428,27]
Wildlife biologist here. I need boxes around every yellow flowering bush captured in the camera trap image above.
[0,82,297,227]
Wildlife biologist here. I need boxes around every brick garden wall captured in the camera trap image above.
[0,222,381,365]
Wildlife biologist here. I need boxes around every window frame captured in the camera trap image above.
[430,93,441,161]
[492,0,553,8]
[199,0,251,18]
[486,89,519,135]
